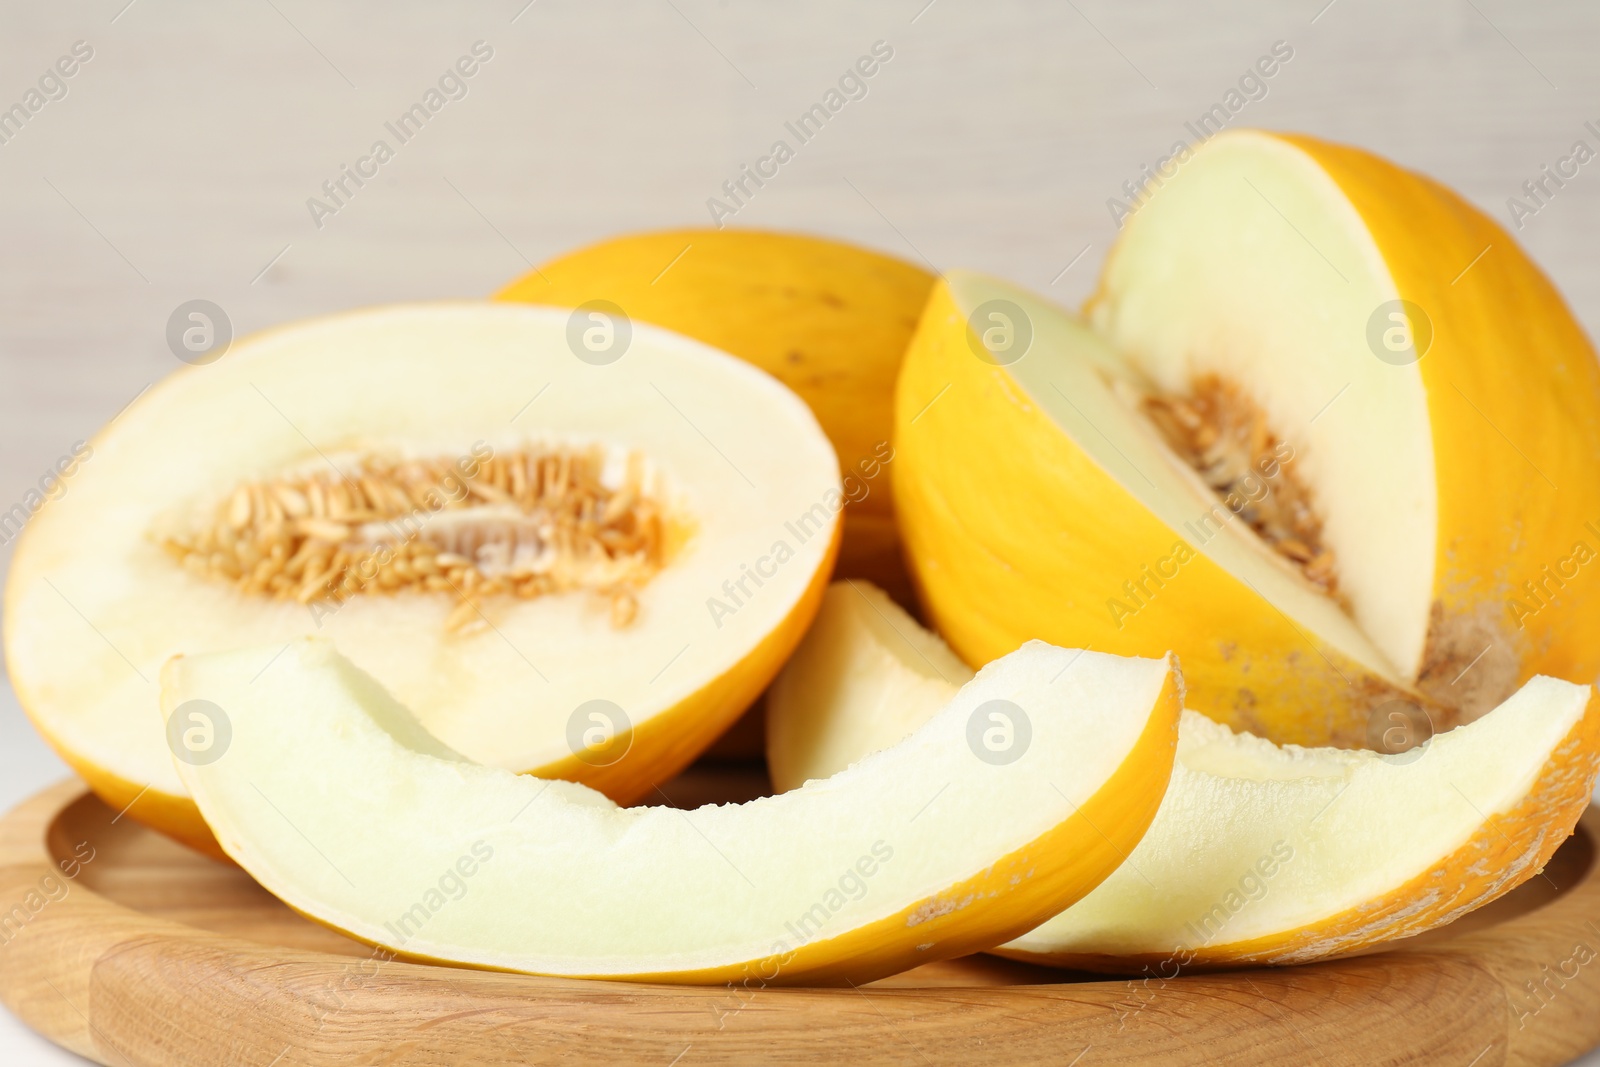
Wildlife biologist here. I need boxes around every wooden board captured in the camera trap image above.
[2,776,1599,1067]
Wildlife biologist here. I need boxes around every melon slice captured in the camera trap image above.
[498,228,933,605]
[766,581,1600,968]
[165,637,1181,984]
[5,303,841,852]
[1005,689,1599,969]
[767,580,973,792]
[897,129,1600,747]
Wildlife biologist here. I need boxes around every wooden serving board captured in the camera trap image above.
[3,775,1600,1067]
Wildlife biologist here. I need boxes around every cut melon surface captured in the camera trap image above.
[498,228,933,604]
[896,129,1600,747]
[901,270,1417,745]
[5,303,841,850]
[767,581,973,793]
[768,581,1600,968]
[166,637,1180,984]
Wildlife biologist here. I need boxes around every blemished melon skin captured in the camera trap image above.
[497,228,932,607]
[895,131,1600,748]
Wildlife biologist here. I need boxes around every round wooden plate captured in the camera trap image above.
[2,773,1598,1067]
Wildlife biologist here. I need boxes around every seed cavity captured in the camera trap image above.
[1143,375,1340,600]
[159,446,667,631]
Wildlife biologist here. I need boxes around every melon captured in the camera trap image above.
[5,303,841,851]
[896,130,1600,746]
[165,636,1180,984]
[768,580,1600,969]
[498,228,933,605]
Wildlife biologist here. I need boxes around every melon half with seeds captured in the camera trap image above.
[897,129,1600,747]
[4,303,841,851]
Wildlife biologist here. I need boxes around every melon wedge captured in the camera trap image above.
[767,581,1600,968]
[5,303,840,852]
[767,580,973,793]
[498,228,933,604]
[165,637,1181,984]
[897,129,1600,747]
[1005,690,1599,969]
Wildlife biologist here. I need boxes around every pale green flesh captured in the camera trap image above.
[772,582,1593,963]
[1090,130,1435,680]
[767,581,974,793]
[946,267,1404,686]
[1012,688,1583,962]
[943,130,1441,688]
[168,637,1169,978]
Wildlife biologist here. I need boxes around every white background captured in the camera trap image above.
[3,0,1600,1062]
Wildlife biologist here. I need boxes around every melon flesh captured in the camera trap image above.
[1091,132,1435,679]
[768,581,1600,967]
[497,227,935,606]
[896,130,1600,747]
[1009,686,1599,968]
[166,637,1181,984]
[958,268,1405,688]
[767,581,972,792]
[5,303,841,840]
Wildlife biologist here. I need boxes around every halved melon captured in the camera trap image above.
[767,580,1600,968]
[498,228,933,604]
[897,129,1600,746]
[5,303,841,851]
[165,636,1181,984]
